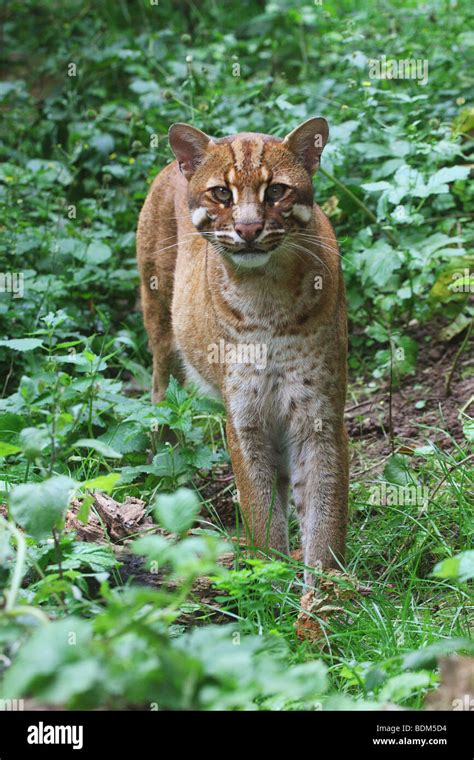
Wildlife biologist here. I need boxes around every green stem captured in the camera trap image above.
[6,606,50,625]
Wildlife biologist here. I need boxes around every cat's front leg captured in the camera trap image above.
[226,414,289,555]
[290,419,348,585]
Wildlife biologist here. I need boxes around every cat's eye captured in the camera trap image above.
[265,184,287,202]
[211,186,232,203]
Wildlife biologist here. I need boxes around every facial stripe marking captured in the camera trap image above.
[258,182,268,203]
[212,230,242,243]
[191,207,209,227]
[260,228,285,238]
[231,140,246,171]
[230,137,264,171]
[271,175,292,185]
[249,139,264,169]
[205,177,227,189]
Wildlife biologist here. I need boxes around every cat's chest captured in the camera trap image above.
[223,327,331,427]
[214,276,330,417]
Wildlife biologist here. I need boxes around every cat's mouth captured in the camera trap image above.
[226,249,273,269]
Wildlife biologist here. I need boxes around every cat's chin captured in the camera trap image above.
[227,251,272,269]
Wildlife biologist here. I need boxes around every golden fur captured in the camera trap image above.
[137,118,348,581]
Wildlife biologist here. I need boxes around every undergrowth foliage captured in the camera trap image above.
[0,0,472,710]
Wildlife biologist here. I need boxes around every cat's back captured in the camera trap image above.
[136,160,187,258]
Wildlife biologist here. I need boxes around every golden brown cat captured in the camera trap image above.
[137,118,348,582]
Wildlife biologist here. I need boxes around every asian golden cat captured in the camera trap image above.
[137,118,348,583]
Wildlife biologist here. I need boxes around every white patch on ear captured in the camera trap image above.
[292,204,312,223]
[191,207,209,228]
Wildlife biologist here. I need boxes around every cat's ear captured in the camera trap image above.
[283,117,329,175]
[168,123,214,180]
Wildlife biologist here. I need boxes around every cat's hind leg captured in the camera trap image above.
[137,188,184,402]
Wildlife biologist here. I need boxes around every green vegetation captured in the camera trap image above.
[0,0,472,710]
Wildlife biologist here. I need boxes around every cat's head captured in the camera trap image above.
[168,118,328,269]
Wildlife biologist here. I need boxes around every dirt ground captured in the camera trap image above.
[346,319,473,477]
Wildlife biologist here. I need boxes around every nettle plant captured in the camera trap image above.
[2,6,472,383]
[2,475,473,710]
[1,485,330,710]
[0,310,227,499]
[327,119,473,379]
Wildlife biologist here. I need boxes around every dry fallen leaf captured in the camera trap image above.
[66,492,153,543]
[295,570,361,645]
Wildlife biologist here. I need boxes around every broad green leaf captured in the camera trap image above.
[432,551,474,582]
[73,438,122,459]
[58,543,119,573]
[383,454,415,486]
[425,165,470,195]
[392,336,418,376]
[0,338,43,352]
[19,427,49,459]
[458,31,474,47]
[0,442,21,457]
[0,81,24,99]
[54,238,86,257]
[379,672,432,702]
[118,464,155,485]
[450,275,474,291]
[361,181,391,193]
[71,241,112,265]
[82,473,121,493]
[0,413,24,441]
[154,488,200,535]
[388,165,427,202]
[9,476,76,539]
[26,159,72,186]
[98,422,148,454]
[430,264,472,302]
[358,240,402,287]
[84,241,112,264]
[452,107,474,136]
[403,638,474,670]
[462,419,474,443]
[90,132,115,155]
[1,617,92,699]
[151,448,190,479]
[438,313,471,341]
[38,659,102,704]
[132,534,171,564]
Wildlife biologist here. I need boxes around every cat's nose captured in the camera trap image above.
[234,222,264,242]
